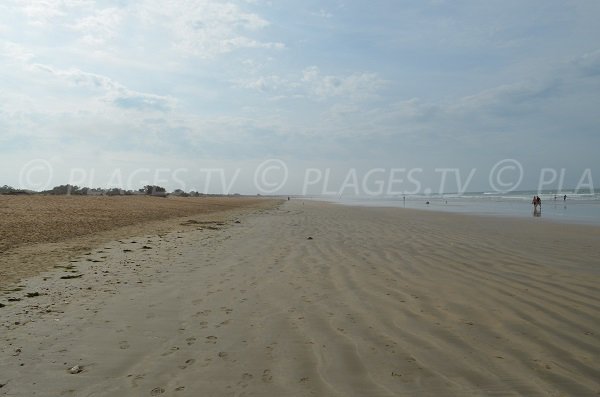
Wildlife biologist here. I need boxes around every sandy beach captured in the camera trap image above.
[1,200,599,396]
[0,195,276,288]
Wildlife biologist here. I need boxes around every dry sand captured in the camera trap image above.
[1,200,599,396]
[0,195,276,288]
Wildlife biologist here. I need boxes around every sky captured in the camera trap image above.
[1,0,599,195]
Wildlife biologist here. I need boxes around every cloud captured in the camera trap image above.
[301,66,386,100]
[112,95,172,112]
[68,7,124,45]
[17,0,94,27]
[572,49,600,77]
[451,80,559,118]
[7,1,284,59]
[302,48,600,145]
[236,66,386,101]
[30,63,175,111]
[312,9,333,19]
[233,74,290,92]
[0,41,34,63]
[137,0,284,58]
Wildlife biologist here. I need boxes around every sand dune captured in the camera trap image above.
[1,200,599,396]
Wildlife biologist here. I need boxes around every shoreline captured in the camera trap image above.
[317,196,600,227]
[345,201,600,227]
[1,200,599,396]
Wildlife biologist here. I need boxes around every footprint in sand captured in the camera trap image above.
[119,341,130,350]
[161,346,180,356]
[237,373,254,388]
[262,369,273,383]
[205,336,218,344]
[130,374,145,387]
[215,320,230,328]
[217,351,228,359]
[186,337,196,346]
[193,310,211,317]
[179,359,196,369]
[150,386,165,395]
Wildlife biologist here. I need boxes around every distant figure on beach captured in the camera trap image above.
[554,195,557,201]
[564,194,567,201]
[532,195,542,211]
[532,196,542,216]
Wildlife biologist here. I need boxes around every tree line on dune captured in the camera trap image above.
[0,184,225,197]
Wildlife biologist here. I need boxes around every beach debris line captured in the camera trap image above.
[180,219,227,230]
[60,274,83,280]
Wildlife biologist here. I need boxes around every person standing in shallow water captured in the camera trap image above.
[532,196,542,216]
[564,194,567,201]
[532,196,542,210]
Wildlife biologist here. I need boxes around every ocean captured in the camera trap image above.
[315,190,600,226]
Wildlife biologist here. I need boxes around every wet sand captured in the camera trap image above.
[0,200,599,396]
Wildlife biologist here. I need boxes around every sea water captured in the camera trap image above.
[317,190,600,226]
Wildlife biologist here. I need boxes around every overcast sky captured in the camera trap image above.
[1,0,599,194]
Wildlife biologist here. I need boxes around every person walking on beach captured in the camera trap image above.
[536,196,542,209]
[564,194,567,201]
